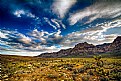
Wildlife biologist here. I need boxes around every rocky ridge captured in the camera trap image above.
[38,36,121,58]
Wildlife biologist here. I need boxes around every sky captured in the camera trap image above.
[0,0,121,56]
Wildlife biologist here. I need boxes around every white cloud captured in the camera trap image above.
[44,18,66,29]
[30,29,48,44]
[0,31,7,38]
[51,19,60,28]
[31,29,49,38]
[27,12,36,18]
[0,29,64,56]
[54,30,62,39]
[61,19,121,46]
[0,44,61,56]
[45,45,60,53]
[60,22,66,29]
[52,0,77,18]
[13,10,25,17]
[30,29,63,44]
[18,34,32,44]
[44,17,57,29]
[69,1,121,25]
[13,9,36,18]
[51,19,66,29]
[0,50,44,56]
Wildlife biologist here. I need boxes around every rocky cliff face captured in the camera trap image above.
[109,36,121,50]
[38,36,121,58]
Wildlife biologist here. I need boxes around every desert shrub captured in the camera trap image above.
[93,55,102,61]
[47,74,58,79]
[50,65,57,69]
[73,69,78,74]
[88,70,94,75]
[67,67,73,71]
[110,72,121,81]
[78,68,85,73]
[63,64,73,68]
[81,75,90,81]
[96,60,104,67]
[99,77,109,81]
[104,70,110,76]
[114,72,121,81]
[76,63,93,74]
[95,68,105,76]
[41,63,48,67]
[84,63,93,69]
[61,59,63,62]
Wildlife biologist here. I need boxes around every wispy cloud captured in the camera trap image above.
[51,19,61,28]
[61,19,121,46]
[69,1,121,25]
[51,19,66,29]
[44,17,66,29]
[44,17,57,29]
[52,0,77,18]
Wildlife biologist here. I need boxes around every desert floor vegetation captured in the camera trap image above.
[0,55,121,81]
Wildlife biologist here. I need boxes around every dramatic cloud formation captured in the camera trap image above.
[69,1,121,25]
[0,29,63,56]
[52,0,77,18]
[63,19,121,45]
[0,0,121,56]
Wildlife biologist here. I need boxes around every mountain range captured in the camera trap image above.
[38,36,121,58]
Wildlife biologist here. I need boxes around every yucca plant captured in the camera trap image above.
[93,55,104,67]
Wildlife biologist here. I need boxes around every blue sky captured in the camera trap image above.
[0,0,121,56]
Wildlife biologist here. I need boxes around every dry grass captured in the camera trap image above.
[0,54,121,81]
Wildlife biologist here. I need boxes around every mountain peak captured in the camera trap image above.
[75,42,94,48]
[38,36,121,58]
[113,36,121,43]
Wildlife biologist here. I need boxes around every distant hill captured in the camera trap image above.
[38,36,121,58]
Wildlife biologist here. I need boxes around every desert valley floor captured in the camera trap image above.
[0,54,121,81]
